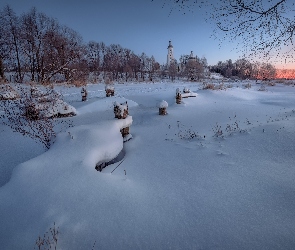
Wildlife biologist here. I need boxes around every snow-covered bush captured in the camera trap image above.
[27,87,76,119]
[0,86,74,149]
[0,85,20,100]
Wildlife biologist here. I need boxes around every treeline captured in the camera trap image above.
[87,42,160,82]
[210,58,277,80]
[0,6,160,84]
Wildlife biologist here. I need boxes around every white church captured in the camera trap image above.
[165,40,209,79]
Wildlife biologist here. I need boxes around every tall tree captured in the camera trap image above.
[21,8,52,82]
[211,0,295,60]
[0,5,23,82]
[168,61,177,81]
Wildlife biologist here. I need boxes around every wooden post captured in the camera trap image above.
[159,107,167,115]
[176,88,182,104]
[158,100,168,115]
[105,85,115,97]
[113,101,130,138]
[81,87,87,101]
[120,127,130,137]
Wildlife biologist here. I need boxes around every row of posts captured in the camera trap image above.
[81,86,189,125]
[81,85,115,102]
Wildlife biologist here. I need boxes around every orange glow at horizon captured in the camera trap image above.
[276,69,295,79]
[275,62,295,79]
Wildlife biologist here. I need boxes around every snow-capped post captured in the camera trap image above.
[176,88,182,104]
[113,101,128,119]
[105,85,115,97]
[158,100,168,115]
[81,86,87,101]
[113,101,131,140]
[183,87,190,94]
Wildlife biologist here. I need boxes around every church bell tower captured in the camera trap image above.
[167,40,174,67]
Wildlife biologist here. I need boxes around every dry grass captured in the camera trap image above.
[267,81,276,86]
[243,83,252,89]
[202,82,216,90]
[71,80,87,87]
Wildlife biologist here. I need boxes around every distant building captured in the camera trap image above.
[167,41,174,67]
[164,41,209,79]
[188,51,196,62]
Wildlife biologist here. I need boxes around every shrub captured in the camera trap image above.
[243,82,252,89]
[0,86,73,149]
[202,82,215,90]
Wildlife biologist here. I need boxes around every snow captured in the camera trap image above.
[176,87,181,95]
[158,100,168,108]
[210,72,225,79]
[181,92,198,98]
[77,97,137,115]
[105,84,115,91]
[38,99,77,117]
[1,80,295,249]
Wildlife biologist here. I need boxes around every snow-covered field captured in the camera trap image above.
[1,80,295,249]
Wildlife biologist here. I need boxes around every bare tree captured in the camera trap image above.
[168,61,177,81]
[42,25,85,83]
[0,6,86,84]
[139,53,148,81]
[184,59,204,80]
[20,8,54,83]
[0,5,23,82]
[127,53,140,80]
[258,62,277,79]
[211,0,295,61]
[234,58,253,79]
[159,0,295,62]
[87,41,101,74]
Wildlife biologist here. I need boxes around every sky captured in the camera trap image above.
[0,0,242,66]
[0,0,293,68]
